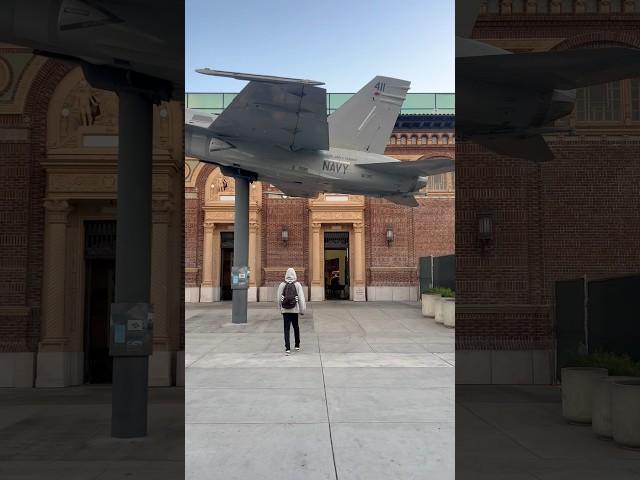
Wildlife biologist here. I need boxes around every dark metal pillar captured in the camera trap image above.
[231,177,250,324]
[111,90,153,438]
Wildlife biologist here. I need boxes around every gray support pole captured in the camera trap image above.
[232,177,250,324]
[111,90,153,438]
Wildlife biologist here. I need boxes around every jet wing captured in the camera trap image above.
[198,70,329,151]
[359,157,454,176]
[459,47,640,91]
[473,134,553,162]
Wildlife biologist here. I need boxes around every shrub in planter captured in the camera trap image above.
[573,351,640,377]
[578,351,640,438]
[421,291,440,317]
[442,298,455,328]
[422,288,454,322]
[561,367,608,423]
[611,379,640,448]
[592,375,637,438]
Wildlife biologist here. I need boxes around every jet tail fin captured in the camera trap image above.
[328,76,410,155]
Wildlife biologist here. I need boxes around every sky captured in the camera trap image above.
[185,0,454,93]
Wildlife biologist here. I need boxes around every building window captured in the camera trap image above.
[441,135,449,145]
[400,136,407,145]
[389,136,397,145]
[410,135,417,145]
[430,135,438,144]
[575,81,622,122]
[420,135,427,144]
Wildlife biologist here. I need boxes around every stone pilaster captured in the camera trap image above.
[36,199,79,387]
[310,222,324,301]
[200,221,216,302]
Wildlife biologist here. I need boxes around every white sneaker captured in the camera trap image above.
[285,350,290,355]
[295,347,300,351]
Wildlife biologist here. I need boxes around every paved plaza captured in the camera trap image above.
[186,301,455,480]
[457,385,640,480]
[0,386,184,479]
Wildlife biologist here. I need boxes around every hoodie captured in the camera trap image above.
[276,267,306,314]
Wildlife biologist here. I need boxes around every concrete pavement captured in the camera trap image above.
[186,301,455,480]
[456,385,640,480]
[0,386,184,479]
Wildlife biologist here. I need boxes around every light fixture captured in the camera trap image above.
[386,225,394,245]
[281,225,289,244]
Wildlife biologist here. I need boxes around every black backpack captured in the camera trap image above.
[282,283,298,309]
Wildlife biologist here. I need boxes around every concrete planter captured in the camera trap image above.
[561,367,608,424]
[434,296,444,324]
[442,298,455,328]
[592,376,636,438]
[422,293,440,317]
[611,379,640,448]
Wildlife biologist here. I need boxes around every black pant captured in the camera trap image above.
[283,313,300,350]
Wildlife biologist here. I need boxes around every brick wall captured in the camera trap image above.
[262,191,309,286]
[457,14,640,351]
[185,130,455,293]
[0,59,72,352]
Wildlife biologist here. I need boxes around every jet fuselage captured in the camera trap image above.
[456,37,576,139]
[185,123,425,197]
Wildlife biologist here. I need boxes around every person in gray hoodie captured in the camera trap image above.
[277,267,306,355]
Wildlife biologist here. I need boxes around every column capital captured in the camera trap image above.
[311,222,322,231]
[203,220,216,231]
[353,222,364,233]
[43,199,72,224]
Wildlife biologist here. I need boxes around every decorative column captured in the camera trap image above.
[36,199,73,387]
[352,222,366,301]
[200,220,215,302]
[149,199,172,386]
[248,222,258,302]
[311,222,324,301]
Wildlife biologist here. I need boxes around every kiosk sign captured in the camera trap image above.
[231,266,249,289]
[109,302,154,356]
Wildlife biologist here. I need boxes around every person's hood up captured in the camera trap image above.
[285,268,297,283]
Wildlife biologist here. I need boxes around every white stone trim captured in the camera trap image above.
[0,352,35,387]
[35,351,83,387]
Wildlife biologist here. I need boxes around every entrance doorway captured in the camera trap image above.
[83,221,116,384]
[220,232,234,301]
[324,231,349,300]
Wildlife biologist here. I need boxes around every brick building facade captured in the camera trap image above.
[0,47,184,388]
[456,0,640,384]
[184,113,455,304]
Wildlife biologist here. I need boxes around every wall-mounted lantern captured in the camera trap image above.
[478,211,493,253]
[281,225,289,244]
[386,225,394,245]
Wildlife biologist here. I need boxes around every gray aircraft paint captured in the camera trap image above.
[184,72,453,205]
[185,123,422,197]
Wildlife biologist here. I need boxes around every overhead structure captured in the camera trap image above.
[456,0,640,161]
[0,0,184,438]
[185,68,454,323]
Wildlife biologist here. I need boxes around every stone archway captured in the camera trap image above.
[34,65,182,387]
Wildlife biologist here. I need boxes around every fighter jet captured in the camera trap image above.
[185,70,454,207]
[456,0,640,161]
[0,0,183,99]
